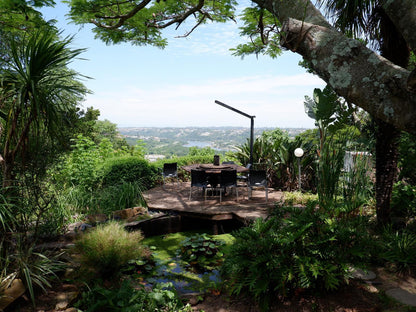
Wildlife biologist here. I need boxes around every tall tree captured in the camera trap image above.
[0,29,87,188]
[67,0,416,132]
[314,1,410,225]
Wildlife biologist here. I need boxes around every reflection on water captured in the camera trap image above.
[144,257,220,294]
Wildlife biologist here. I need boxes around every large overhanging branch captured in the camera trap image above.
[252,0,416,134]
[281,18,416,133]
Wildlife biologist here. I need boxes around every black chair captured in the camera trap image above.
[247,170,268,203]
[162,162,178,189]
[217,169,238,203]
[189,169,208,200]
[237,163,252,185]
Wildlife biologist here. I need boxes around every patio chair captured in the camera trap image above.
[189,169,208,200]
[247,169,268,203]
[237,163,251,185]
[162,162,179,189]
[216,169,238,203]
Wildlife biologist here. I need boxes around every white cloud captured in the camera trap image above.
[85,73,325,128]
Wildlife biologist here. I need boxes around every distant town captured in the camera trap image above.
[118,127,310,158]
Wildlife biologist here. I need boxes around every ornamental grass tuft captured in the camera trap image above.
[76,221,146,278]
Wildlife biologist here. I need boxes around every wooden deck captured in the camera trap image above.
[143,182,284,223]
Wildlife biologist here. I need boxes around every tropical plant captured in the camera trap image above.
[6,239,64,305]
[75,222,147,279]
[379,228,416,275]
[341,151,374,215]
[233,129,293,189]
[221,204,371,311]
[74,280,192,312]
[0,28,87,189]
[316,136,346,210]
[391,181,416,228]
[0,193,14,232]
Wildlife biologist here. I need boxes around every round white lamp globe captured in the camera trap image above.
[294,148,304,158]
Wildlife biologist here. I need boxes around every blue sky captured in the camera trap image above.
[40,1,325,128]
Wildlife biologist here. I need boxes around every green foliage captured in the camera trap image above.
[316,137,346,210]
[93,119,130,150]
[283,191,318,206]
[74,279,191,312]
[98,156,157,189]
[67,0,237,48]
[233,128,294,189]
[221,204,371,310]
[398,132,416,184]
[75,222,146,278]
[379,228,416,275]
[7,239,64,305]
[53,136,152,215]
[53,135,115,190]
[341,152,374,214]
[188,146,216,157]
[231,6,282,58]
[391,181,416,226]
[179,233,225,271]
[0,193,14,232]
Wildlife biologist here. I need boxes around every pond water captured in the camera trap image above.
[184,141,213,148]
[144,257,221,295]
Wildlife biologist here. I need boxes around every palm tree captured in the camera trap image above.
[317,0,410,226]
[0,28,87,189]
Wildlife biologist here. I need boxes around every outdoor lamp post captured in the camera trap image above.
[214,100,255,165]
[294,147,304,192]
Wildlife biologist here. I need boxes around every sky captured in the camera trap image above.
[40,1,326,129]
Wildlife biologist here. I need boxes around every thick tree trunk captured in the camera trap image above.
[375,119,400,226]
[382,0,416,52]
[252,0,416,134]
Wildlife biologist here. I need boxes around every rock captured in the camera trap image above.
[350,268,377,280]
[386,288,416,307]
[86,213,108,224]
[113,207,148,221]
[0,279,26,311]
[55,291,79,310]
[77,223,92,232]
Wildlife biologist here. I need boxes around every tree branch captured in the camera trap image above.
[90,0,152,29]
[252,0,416,133]
[281,18,416,133]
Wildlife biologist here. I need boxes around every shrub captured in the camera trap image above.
[75,222,146,278]
[221,204,372,311]
[4,238,64,305]
[283,191,318,206]
[379,228,416,275]
[391,181,416,226]
[98,156,158,189]
[74,280,192,312]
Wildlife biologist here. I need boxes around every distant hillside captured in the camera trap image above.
[118,127,309,157]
